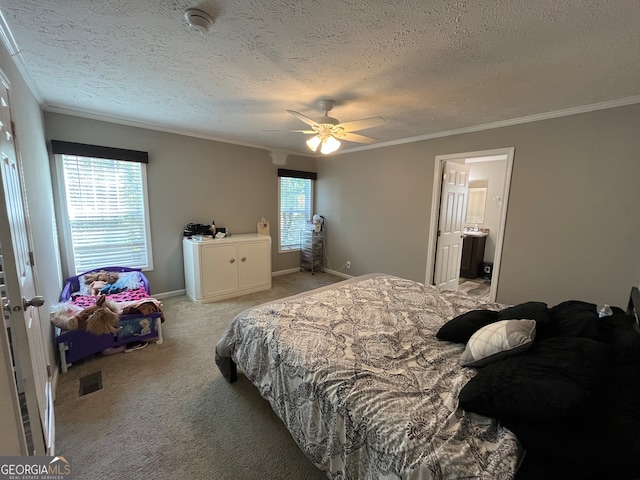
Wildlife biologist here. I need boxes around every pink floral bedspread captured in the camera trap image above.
[71,287,149,308]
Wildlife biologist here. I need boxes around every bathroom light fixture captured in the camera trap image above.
[184,8,214,33]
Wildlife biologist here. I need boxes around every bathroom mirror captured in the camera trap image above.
[466,179,488,224]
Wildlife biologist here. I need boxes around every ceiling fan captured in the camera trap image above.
[275,100,385,154]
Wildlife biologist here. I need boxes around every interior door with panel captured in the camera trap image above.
[433,161,470,290]
[0,79,52,455]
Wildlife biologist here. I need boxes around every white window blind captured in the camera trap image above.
[59,154,153,274]
[279,175,313,251]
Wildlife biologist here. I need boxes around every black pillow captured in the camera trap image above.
[459,337,612,421]
[543,300,600,339]
[497,301,551,325]
[436,309,498,343]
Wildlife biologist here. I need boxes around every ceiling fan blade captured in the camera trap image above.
[336,117,385,132]
[286,110,320,128]
[337,132,378,144]
[263,129,317,134]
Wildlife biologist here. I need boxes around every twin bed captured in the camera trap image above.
[215,273,640,479]
[54,267,165,372]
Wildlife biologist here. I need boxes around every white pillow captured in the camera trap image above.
[460,319,536,367]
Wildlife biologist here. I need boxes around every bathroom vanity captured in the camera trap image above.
[460,231,487,279]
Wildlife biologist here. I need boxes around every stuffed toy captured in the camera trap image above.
[50,302,84,326]
[83,271,120,296]
[51,295,120,335]
[88,280,108,296]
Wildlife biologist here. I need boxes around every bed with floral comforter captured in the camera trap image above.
[215,273,522,479]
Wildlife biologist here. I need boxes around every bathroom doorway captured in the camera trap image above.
[425,147,514,302]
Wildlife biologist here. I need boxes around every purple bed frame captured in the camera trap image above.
[55,266,163,372]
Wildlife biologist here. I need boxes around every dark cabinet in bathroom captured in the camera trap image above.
[460,235,487,279]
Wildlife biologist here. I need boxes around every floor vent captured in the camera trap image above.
[79,371,103,396]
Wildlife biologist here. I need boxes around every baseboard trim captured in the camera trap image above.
[153,289,186,299]
[154,269,352,299]
[272,268,300,276]
[323,269,353,279]
[273,267,354,279]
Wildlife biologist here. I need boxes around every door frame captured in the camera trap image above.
[425,147,514,302]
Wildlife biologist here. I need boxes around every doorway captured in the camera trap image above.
[425,148,514,302]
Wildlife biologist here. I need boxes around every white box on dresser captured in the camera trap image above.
[183,234,271,303]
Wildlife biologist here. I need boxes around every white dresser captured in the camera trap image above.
[183,234,271,303]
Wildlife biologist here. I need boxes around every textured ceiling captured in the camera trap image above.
[1,0,639,156]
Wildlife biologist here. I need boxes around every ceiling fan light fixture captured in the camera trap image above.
[306,135,322,152]
[320,136,341,155]
[184,8,214,33]
[306,134,341,154]
[282,99,384,153]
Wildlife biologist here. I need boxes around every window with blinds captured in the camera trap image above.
[56,151,153,275]
[278,170,315,252]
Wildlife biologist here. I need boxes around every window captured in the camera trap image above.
[278,169,316,252]
[52,141,153,275]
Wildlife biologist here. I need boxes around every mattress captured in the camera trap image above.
[216,273,522,479]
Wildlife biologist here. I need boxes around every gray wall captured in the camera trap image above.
[37,104,640,309]
[42,104,640,308]
[316,103,640,307]
[43,113,317,294]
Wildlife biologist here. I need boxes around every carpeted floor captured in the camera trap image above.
[54,271,344,480]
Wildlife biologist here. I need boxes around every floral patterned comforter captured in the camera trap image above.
[215,274,522,479]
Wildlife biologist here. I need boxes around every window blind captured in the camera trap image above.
[60,154,152,274]
[279,171,314,251]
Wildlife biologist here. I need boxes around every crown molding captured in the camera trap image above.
[0,10,44,103]
[43,104,308,157]
[51,94,639,159]
[337,95,640,156]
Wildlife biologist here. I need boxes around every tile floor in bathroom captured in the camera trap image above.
[458,277,491,302]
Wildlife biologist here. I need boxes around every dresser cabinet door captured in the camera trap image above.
[201,243,238,297]
[238,241,270,289]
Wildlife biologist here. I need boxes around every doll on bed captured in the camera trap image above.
[83,270,120,296]
[50,294,120,335]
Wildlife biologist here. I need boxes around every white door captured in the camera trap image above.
[433,161,469,290]
[0,80,53,455]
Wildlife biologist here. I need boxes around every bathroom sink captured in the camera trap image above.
[463,230,488,237]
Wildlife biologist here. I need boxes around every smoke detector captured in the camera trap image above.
[184,8,214,33]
